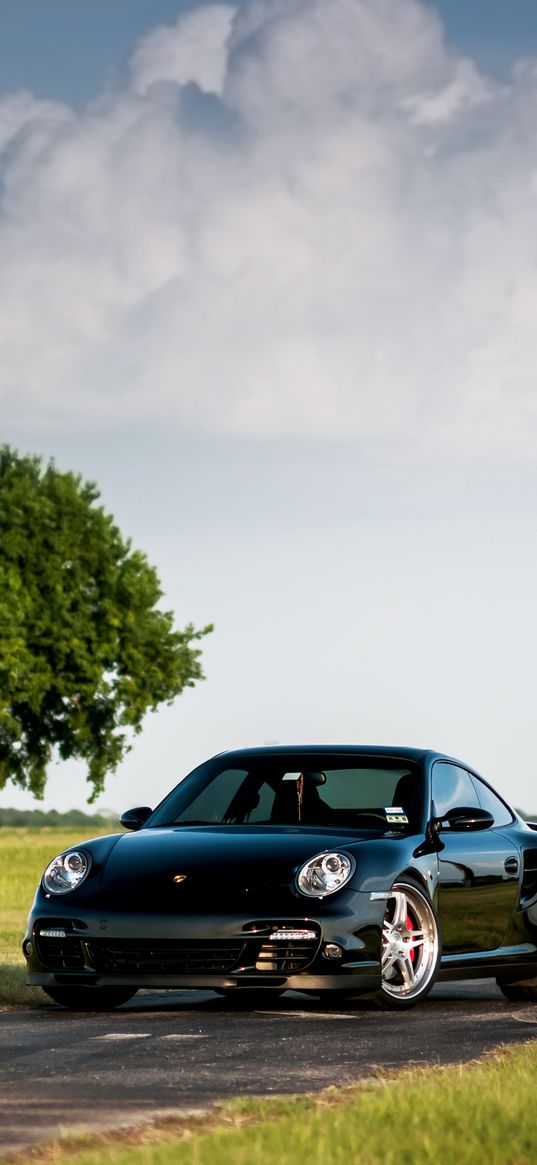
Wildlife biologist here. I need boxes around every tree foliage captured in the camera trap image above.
[0,446,212,801]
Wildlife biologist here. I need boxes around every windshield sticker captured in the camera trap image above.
[384,806,409,823]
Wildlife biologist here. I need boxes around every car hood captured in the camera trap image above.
[100,824,372,897]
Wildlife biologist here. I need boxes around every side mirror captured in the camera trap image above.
[120,806,153,831]
[437,806,495,833]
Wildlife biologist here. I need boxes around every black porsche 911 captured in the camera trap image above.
[23,745,537,1010]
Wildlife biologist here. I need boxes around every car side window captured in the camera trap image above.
[469,774,514,827]
[431,762,480,823]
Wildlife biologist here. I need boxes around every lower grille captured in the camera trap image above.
[255,940,318,972]
[36,935,85,970]
[36,927,321,976]
[87,939,244,974]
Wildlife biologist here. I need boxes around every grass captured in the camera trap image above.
[0,827,111,1007]
[2,1042,537,1165]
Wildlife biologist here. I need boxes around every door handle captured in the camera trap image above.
[504,857,519,876]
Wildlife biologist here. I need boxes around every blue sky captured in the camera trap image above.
[0,2,182,104]
[2,0,537,815]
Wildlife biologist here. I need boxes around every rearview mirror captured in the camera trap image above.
[282,771,326,785]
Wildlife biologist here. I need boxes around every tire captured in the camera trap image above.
[496,979,537,1002]
[43,986,137,1011]
[375,879,440,1010]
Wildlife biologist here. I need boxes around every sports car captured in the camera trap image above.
[23,745,537,1010]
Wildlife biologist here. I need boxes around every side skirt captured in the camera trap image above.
[438,944,537,982]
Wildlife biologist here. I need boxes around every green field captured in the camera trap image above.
[2,829,537,1165]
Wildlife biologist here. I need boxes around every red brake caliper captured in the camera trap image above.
[406,914,416,962]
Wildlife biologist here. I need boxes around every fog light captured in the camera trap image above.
[39,928,67,938]
[23,941,33,958]
[323,943,343,960]
[269,929,317,941]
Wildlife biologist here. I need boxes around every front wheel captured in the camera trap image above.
[43,986,137,1010]
[496,979,537,1002]
[376,879,440,1009]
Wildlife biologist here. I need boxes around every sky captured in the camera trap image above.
[1,0,537,816]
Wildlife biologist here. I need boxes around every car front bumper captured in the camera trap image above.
[24,894,384,995]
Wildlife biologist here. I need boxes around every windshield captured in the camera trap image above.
[148,754,423,832]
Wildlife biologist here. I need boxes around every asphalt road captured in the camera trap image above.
[2,981,537,1156]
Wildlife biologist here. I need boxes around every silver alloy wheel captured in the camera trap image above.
[381,881,439,1003]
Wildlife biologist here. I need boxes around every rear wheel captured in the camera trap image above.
[376,879,440,1009]
[43,987,137,1010]
[496,979,537,1002]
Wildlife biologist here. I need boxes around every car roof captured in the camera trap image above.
[211,744,444,763]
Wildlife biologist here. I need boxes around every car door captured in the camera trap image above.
[431,762,520,954]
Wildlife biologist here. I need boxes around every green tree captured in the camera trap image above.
[0,446,212,801]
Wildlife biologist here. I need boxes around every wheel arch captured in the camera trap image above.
[394,867,431,896]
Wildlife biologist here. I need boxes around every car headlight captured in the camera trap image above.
[296,851,355,898]
[42,851,91,895]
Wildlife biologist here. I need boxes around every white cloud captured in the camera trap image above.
[226,0,464,123]
[1,0,537,457]
[130,4,235,96]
